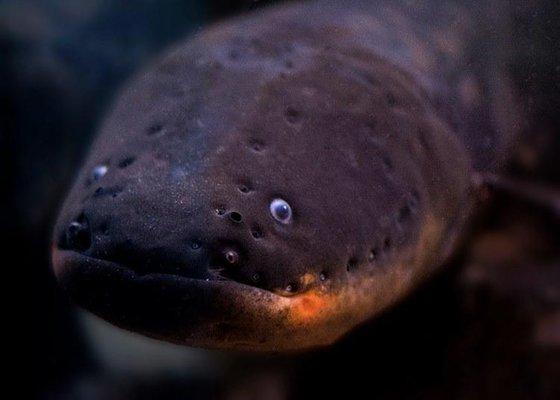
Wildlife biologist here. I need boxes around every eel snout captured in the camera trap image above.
[55,209,251,282]
[51,242,350,352]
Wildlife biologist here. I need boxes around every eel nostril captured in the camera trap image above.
[64,216,91,251]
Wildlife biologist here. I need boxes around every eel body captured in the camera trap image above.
[52,0,530,350]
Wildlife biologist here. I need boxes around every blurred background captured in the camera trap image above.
[3,1,559,399]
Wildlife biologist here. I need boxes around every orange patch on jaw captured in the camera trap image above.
[288,290,335,324]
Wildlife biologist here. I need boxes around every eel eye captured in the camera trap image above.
[270,198,292,224]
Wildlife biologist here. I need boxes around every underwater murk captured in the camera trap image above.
[5,0,559,399]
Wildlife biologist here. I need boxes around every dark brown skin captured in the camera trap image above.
[52,0,526,351]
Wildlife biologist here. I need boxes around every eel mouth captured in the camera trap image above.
[51,247,347,351]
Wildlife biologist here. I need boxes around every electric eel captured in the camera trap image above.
[52,0,551,351]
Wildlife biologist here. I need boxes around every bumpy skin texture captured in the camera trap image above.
[52,0,522,350]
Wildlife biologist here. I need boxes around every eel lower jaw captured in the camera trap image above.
[51,247,347,352]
